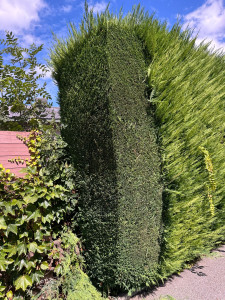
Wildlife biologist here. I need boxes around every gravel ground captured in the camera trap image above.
[118,245,225,300]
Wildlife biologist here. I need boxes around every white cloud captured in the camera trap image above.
[183,0,225,52]
[89,1,108,14]
[35,66,52,80]
[62,5,72,13]
[0,0,47,33]
[21,34,43,47]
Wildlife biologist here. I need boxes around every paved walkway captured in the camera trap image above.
[118,245,225,300]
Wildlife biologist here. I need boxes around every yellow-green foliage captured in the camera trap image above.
[199,146,216,216]
[66,269,104,300]
[140,19,225,276]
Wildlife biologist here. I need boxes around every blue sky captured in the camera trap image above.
[0,0,225,106]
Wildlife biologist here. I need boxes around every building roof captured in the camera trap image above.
[8,106,60,122]
[0,131,30,177]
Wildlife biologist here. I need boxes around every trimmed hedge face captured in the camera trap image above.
[107,26,162,289]
[55,25,163,291]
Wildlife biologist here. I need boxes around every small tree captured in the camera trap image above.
[0,31,52,131]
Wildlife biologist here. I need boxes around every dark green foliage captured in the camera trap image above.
[51,18,162,291]
[53,25,120,290]
[106,26,162,290]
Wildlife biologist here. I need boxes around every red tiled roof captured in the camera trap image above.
[0,131,30,177]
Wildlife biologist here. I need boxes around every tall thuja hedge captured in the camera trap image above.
[136,19,225,276]
[50,11,162,292]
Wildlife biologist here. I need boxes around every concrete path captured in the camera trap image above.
[118,245,225,300]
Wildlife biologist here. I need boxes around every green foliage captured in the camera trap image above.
[139,19,225,278]
[106,26,162,291]
[59,230,104,300]
[65,269,104,300]
[50,6,162,293]
[0,129,77,298]
[60,231,105,300]
[30,230,104,300]
[0,31,52,131]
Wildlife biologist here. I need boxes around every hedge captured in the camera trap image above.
[51,16,162,292]
[50,3,225,293]
[106,25,162,289]
[138,19,225,277]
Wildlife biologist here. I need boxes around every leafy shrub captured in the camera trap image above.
[0,129,77,298]
[0,31,52,131]
[30,230,104,300]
